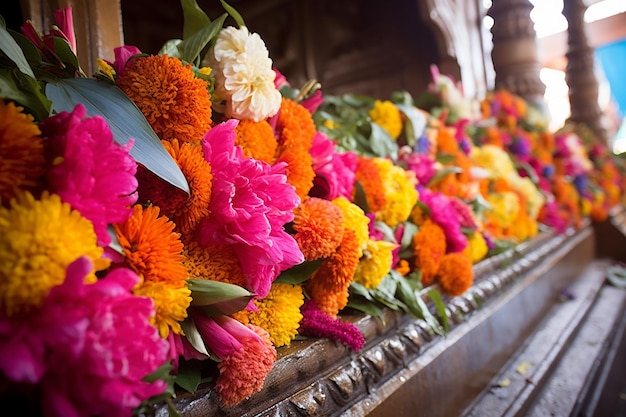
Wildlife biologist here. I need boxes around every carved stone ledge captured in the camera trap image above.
[155,225,594,417]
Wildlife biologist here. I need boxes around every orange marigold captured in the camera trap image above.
[114,204,187,284]
[183,240,247,288]
[0,100,45,204]
[116,54,212,143]
[413,219,447,286]
[292,197,344,260]
[436,126,459,155]
[235,119,277,164]
[355,157,386,213]
[305,229,360,317]
[161,139,212,236]
[437,252,474,296]
[276,148,314,201]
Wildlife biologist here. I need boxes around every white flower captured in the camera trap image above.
[209,26,281,121]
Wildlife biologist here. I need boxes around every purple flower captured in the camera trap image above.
[299,300,365,351]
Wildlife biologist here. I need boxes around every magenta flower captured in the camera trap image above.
[449,197,477,229]
[300,90,324,114]
[299,300,365,352]
[401,152,437,185]
[418,187,468,253]
[52,7,77,53]
[309,132,357,200]
[40,104,138,247]
[21,6,77,64]
[111,45,143,77]
[0,257,169,417]
[199,120,304,299]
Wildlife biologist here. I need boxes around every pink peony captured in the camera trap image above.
[309,132,357,200]
[41,104,138,247]
[0,257,169,417]
[199,120,304,299]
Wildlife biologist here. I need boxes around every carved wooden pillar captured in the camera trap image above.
[19,0,123,76]
[488,0,546,108]
[562,0,608,143]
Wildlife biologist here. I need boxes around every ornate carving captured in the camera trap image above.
[488,0,546,107]
[563,0,609,143]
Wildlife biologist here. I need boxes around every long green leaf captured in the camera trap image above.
[275,259,324,285]
[427,289,449,332]
[175,360,203,394]
[181,319,210,357]
[0,68,51,120]
[46,78,189,193]
[0,22,35,78]
[187,279,254,306]
[181,0,212,39]
[396,103,426,147]
[220,0,246,28]
[178,13,227,64]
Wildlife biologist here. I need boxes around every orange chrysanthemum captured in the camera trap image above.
[274,98,316,199]
[305,230,360,317]
[114,204,187,284]
[161,139,212,236]
[183,240,247,288]
[116,54,212,143]
[0,100,45,204]
[413,219,447,286]
[235,119,277,164]
[436,126,459,155]
[292,197,344,260]
[354,157,386,213]
[437,252,474,296]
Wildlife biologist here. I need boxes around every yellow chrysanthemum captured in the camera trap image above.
[234,119,277,164]
[484,191,520,229]
[134,280,191,338]
[0,191,108,317]
[463,231,489,264]
[369,100,403,139]
[0,100,45,205]
[114,204,187,284]
[248,283,304,347]
[470,144,516,179]
[116,54,212,143]
[374,158,418,227]
[509,175,545,219]
[332,196,370,257]
[354,239,397,289]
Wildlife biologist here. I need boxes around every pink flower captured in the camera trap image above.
[52,7,76,53]
[21,6,77,63]
[300,90,324,114]
[309,132,357,200]
[199,120,304,299]
[299,300,365,352]
[111,45,143,77]
[449,197,477,229]
[401,152,436,185]
[188,312,276,406]
[419,187,468,253]
[0,257,169,417]
[40,104,138,247]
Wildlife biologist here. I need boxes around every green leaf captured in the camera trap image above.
[181,0,212,39]
[51,36,81,74]
[427,289,449,332]
[158,39,183,59]
[401,221,419,250]
[175,359,203,393]
[275,259,324,285]
[0,23,35,78]
[181,319,210,357]
[0,68,51,120]
[177,13,227,64]
[8,29,42,67]
[349,281,375,301]
[427,166,463,187]
[396,273,444,335]
[353,180,370,213]
[220,0,246,28]
[607,265,626,289]
[346,296,385,319]
[187,279,255,306]
[46,78,190,193]
[369,122,398,160]
[396,103,426,147]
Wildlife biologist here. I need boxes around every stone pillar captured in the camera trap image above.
[562,0,608,143]
[488,0,546,109]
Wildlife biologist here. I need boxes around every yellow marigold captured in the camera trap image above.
[96,58,116,80]
[369,100,403,139]
[306,230,360,317]
[463,231,488,264]
[235,119,277,164]
[354,239,397,289]
[134,280,191,338]
[114,204,187,284]
[0,100,45,205]
[412,219,447,286]
[184,240,247,288]
[116,54,212,143]
[507,211,538,242]
[275,98,316,198]
[374,159,418,227]
[354,157,386,213]
[0,191,108,317]
[292,197,344,261]
[332,196,370,257]
[162,139,212,236]
[509,175,544,219]
[470,144,516,179]
[484,191,520,229]
[249,283,304,347]
[437,252,474,297]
